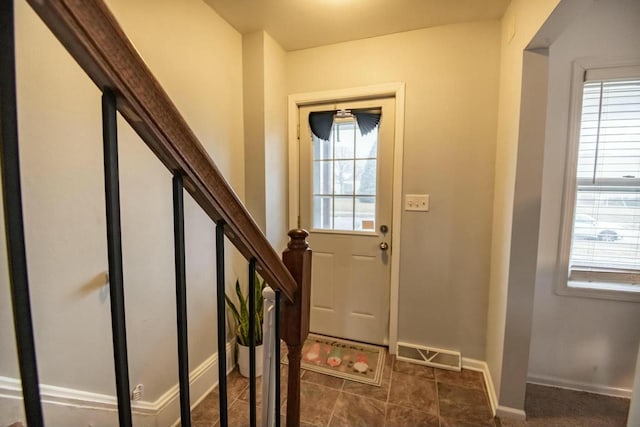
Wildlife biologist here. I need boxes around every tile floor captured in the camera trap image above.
[188,347,632,427]
[189,347,497,427]
[188,350,632,427]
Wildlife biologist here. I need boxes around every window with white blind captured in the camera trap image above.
[560,63,640,299]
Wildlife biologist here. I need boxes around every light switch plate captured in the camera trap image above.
[405,194,429,211]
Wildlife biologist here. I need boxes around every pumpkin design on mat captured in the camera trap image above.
[326,347,342,367]
[353,353,369,373]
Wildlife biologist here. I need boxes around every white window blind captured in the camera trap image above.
[569,76,640,285]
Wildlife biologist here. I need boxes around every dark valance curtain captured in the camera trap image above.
[308,111,335,141]
[309,108,381,141]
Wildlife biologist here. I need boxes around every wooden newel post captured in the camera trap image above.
[281,229,312,427]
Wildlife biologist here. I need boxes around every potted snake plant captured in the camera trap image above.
[225,275,267,377]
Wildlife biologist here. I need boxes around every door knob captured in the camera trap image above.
[379,242,389,251]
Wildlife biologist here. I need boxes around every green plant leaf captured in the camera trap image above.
[225,276,269,346]
[236,324,248,346]
[255,276,265,319]
[256,315,263,344]
[256,276,267,345]
[225,293,241,327]
[235,280,249,324]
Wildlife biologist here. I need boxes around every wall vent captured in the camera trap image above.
[396,342,461,372]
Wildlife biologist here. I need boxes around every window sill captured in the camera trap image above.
[556,280,640,303]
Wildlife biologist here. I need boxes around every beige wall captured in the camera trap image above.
[242,31,288,250]
[287,21,501,359]
[530,0,640,394]
[243,32,267,232]
[1,0,244,424]
[263,33,289,251]
[485,0,561,409]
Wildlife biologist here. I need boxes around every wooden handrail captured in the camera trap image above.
[26,0,298,302]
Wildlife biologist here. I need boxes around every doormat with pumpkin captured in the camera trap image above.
[282,334,386,386]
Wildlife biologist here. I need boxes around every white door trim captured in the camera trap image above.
[287,82,405,352]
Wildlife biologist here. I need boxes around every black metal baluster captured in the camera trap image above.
[173,174,191,426]
[274,290,281,427]
[102,89,133,427]
[216,221,228,427]
[248,258,257,427]
[0,2,44,425]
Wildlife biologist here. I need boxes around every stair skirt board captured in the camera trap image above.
[396,342,461,372]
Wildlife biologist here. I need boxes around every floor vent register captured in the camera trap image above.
[396,342,461,372]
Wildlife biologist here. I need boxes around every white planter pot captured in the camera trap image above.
[237,344,263,378]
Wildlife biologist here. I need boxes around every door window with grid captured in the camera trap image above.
[312,118,378,231]
[563,65,640,295]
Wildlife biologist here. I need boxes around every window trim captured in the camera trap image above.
[555,58,640,302]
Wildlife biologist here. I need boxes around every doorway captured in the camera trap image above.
[288,83,405,349]
[298,98,394,344]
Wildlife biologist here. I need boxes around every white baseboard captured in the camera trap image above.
[527,373,633,399]
[495,405,527,421]
[461,357,498,417]
[452,360,631,422]
[167,342,236,427]
[0,340,235,427]
[461,358,527,421]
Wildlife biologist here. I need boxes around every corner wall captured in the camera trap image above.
[263,33,289,251]
[242,31,289,251]
[243,32,267,232]
[0,0,244,425]
[485,0,561,412]
[529,0,640,395]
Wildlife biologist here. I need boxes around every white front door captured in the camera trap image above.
[299,98,395,345]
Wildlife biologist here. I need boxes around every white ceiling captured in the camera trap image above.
[204,0,511,51]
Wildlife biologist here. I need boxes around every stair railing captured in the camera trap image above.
[0,1,312,427]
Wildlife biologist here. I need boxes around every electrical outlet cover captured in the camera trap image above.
[131,384,143,401]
